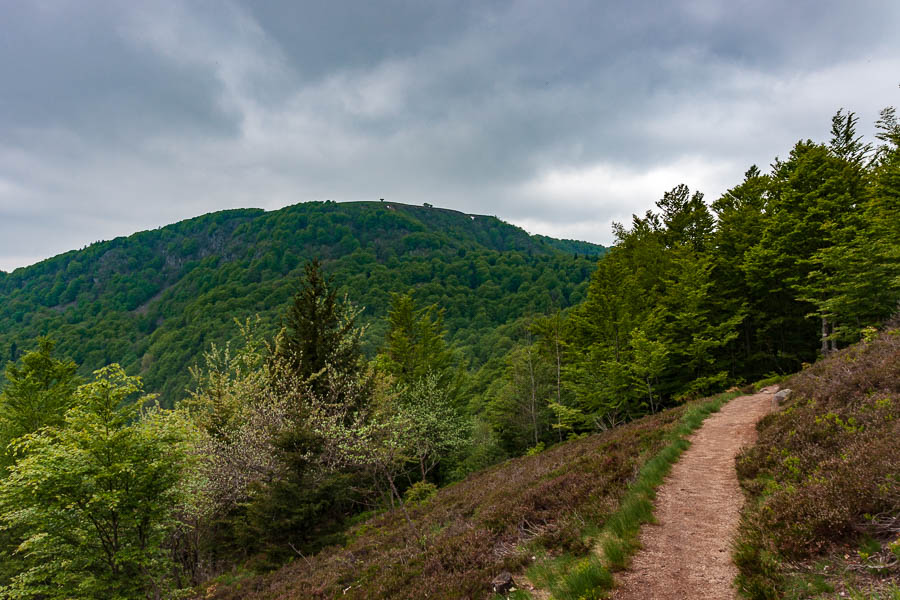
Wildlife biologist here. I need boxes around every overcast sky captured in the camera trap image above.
[1,1,899,272]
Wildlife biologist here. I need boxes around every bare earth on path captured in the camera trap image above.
[610,386,778,600]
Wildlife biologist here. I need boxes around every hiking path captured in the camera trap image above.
[610,386,778,600]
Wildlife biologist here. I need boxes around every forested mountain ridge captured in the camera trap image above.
[0,201,605,404]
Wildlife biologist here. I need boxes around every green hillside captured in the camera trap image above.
[0,201,605,404]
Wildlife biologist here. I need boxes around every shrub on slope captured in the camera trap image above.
[735,326,900,598]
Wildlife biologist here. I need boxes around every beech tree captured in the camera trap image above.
[397,373,467,482]
[811,107,900,341]
[0,365,194,599]
[487,336,555,451]
[710,166,769,376]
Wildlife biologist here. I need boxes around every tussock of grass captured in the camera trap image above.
[551,556,612,600]
[750,373,789,391]
[846,584,900,600]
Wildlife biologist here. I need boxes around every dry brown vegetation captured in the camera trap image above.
[734,326,900,599]
[201,404,691,599]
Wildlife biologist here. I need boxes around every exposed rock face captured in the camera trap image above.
[491,571,516,594]
[774,388,792,407]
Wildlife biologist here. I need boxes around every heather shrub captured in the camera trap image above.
[735,327,900,597]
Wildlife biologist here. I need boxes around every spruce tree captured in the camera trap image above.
[380,293,454,387]
[278,259,364,395]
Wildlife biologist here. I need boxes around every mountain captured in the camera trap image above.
[0,201,605,404]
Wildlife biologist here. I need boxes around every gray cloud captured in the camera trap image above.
[1,0,899,271]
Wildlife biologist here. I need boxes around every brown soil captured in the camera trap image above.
[610,387,777,600]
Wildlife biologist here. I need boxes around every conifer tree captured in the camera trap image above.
[380,293,454,387]
[278,259,364,396]
[656,184,715,251]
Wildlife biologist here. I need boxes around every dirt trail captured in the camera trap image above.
[610,387,777,600]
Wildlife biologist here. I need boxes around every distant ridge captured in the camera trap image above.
[533,234,608,256]
[0,200,602,405]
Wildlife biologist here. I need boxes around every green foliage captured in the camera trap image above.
[525,441,545,456]
[656,183,714,251]
[403,481,437,505]
[396,372,468,482]
[0,338,79,471]
[0,365,194,599]
[531,235,608,257]
[564,198,736,424]
[277,258,365,394]
[483,335,555,454]
[379,293,455,388]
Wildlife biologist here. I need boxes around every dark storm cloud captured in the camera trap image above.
[1,0,899,271]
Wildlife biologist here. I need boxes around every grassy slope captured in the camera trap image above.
[202,392,735,600]
[734,326,900,599]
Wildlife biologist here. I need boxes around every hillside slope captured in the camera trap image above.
[202,394,724,600]
[735,326,900,598]
[0,201,604,404]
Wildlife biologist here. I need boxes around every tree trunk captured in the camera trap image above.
[646,376,655,413]
[821,317,838,355]
[384,466,419,542]
[555,314,562,442]
[528,347,539,447]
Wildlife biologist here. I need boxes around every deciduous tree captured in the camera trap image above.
[0,365,194,599]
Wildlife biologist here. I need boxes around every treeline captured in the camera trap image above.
[468,107,900,456]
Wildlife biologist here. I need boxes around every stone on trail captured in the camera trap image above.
[774,388,792,407]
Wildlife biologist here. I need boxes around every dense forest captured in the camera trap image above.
[0,106,897,599]
[0,202,603,405]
